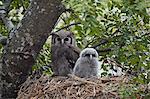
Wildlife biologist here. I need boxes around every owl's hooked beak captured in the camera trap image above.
[90,54,93,60]
[61,39,64,44]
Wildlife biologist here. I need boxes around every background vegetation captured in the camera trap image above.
[0,0,149,98]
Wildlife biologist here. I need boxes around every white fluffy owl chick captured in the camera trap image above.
[73,48,100,78]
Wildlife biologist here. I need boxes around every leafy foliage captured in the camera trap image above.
[60,0,150,97]
[0,0,149,97]
[32,43,51,72]
[61,0,150,80]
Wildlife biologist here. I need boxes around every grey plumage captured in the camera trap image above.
[51,30,80,76]
[73,48,99,78]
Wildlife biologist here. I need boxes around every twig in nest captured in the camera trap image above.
[68,74,97,85]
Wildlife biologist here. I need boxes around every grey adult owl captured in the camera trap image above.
[73,48,99,78]
[51,30,80,76]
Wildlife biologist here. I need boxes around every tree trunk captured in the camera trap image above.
[0,0,64,98]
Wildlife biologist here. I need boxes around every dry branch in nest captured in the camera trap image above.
[17,74,149,99]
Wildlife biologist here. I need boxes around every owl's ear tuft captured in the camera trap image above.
[50,32,59,37]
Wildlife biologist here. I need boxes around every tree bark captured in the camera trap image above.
[0,0,64,98]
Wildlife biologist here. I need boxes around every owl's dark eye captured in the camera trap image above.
[64,37,69,41]
[57,38,61,41]
[84,54,96,57]
[92,54,96,57]
[84,54,90,57]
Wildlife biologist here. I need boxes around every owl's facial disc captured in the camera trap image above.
[80,48,98,60]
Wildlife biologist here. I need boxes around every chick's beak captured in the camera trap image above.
[90,54,92,60]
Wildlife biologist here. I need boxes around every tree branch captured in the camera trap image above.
[54,22,81,33]
[91,39,109,49]
[97,48,112,53]
[3,0,12,12]
[64,8,74,13]
[90,29,122,52]
[0,34,7,46]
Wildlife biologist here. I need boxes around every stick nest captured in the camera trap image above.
[17,74,149,99]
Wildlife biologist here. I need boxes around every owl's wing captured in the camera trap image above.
[66,45,80,69]
[72,58,81,73]
[51,45,80,76]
